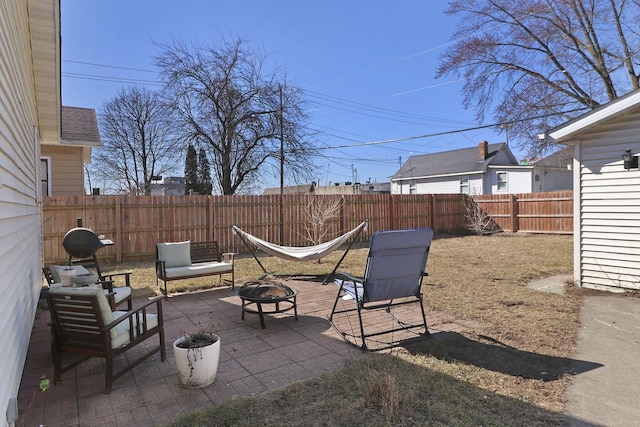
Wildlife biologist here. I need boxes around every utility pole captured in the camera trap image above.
[279,84,284,245]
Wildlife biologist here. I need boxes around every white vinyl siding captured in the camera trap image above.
[392,174,484,194]
[40,145,85,195]
[486,167,533,194]
[576,110,640,290]
[0,1,58,423]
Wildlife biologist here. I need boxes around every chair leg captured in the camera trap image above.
[356,304,368,351]
[328,283,344,321]
[419,294,430,336]
[52,350,62,384]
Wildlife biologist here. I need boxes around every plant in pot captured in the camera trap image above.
[173,325,220,388]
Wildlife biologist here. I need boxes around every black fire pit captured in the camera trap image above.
[238,280,298,329]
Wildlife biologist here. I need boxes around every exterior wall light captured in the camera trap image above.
[622,149,638,170]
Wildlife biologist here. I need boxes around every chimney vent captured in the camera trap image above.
[478,141,489,160]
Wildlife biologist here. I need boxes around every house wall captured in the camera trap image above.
[486,168,532,194]
[391,174,483,195]
[576,110,640,290]
[533,167,573,192]
[0,1,49,424]
[40,145,85,195]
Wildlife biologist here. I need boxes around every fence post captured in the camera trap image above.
[339,196,346,232]
[208,196,214,241]
[389,194,395,230]
[429,194,436,231]
[115,197,122,263]
[510,195,519,232]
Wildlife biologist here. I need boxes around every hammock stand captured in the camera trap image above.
[232,221,368,285]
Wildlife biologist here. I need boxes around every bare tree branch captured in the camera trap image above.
[91,87,179,195]
[155,37,317,195]
[439,0,640,157]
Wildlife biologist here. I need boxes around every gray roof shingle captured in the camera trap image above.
[61,106,101,146]
[391,142,516,179]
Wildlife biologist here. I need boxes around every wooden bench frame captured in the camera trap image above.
[155,241,235,297]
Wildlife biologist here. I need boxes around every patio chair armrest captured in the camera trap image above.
[221,252,236,263]
[334,272,363,284]
[155,260,167,278]
[99,280,114,292]
[102,272,132,287]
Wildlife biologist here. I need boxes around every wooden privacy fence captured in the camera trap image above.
[473,190,573,234]
[42,194,467,264]
[41,191,573,264]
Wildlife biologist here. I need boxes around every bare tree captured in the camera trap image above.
[437,0,640,157]
[155,37,316,195]
[302,195,344,244]
[301,195,344,263]
[93,87,179,195]
[462,195,500,235]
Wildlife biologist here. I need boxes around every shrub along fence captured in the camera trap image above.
[42,194,467,264]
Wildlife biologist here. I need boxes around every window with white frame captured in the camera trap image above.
[497,171,508,191]
[409,180,416,194]
[40,157,51,197]
[460,176,469,194]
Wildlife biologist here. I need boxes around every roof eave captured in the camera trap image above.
[29,0,61,144]
[546,89,640,143]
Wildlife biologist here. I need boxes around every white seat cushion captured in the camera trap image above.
[111,311,159,349]
[110,286,132,304]
[164,262,232,279]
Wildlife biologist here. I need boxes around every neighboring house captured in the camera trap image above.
[544,88,640,292]
[40,106,102,196]
[529,146,574,192]
[151,176,187,196]
[0,0,60,424]
[263,183,316,195]
[360,181,391,194]
[390,141,532,195]
[262,182,367,196]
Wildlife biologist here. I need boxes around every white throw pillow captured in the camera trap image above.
[157,241,192,268]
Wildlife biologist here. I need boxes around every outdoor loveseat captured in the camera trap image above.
[155,240,235,297]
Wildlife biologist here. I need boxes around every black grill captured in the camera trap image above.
[62,227,105,259]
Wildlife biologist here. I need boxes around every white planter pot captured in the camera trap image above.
[173,334,220,388]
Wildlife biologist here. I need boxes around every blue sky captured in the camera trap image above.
[61,1,512,190]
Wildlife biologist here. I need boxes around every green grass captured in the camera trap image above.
[104,233,578,426]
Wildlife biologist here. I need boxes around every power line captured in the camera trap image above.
[315,108,589,151]
[63,72,161,86]
[63,59,157,73]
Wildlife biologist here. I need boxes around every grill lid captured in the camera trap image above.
[62,227,104,259]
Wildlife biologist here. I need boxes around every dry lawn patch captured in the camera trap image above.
[105,233,578,426]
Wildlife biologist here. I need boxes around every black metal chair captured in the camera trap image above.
[328,228,433,350]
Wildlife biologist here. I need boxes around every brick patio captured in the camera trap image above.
[18,278,466,426]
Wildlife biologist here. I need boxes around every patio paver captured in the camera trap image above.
[18,277,466,426]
